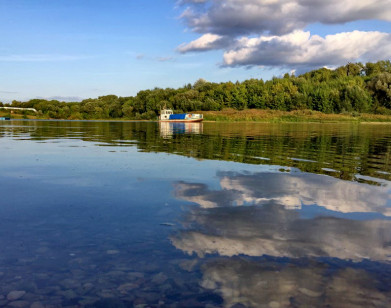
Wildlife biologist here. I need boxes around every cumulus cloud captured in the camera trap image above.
[223,30,391,69]
[180,0,391,36]
[177,33,232,53]
[178,0,391,69]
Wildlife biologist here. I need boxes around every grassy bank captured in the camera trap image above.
[201,109,391,122]
[3,109,391,123]
[0,111,38,120]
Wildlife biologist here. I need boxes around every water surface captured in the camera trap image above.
[1,120,391,307]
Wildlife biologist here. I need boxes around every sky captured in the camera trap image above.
[0,0,390,102]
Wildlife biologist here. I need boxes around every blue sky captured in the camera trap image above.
[0,0,390,102]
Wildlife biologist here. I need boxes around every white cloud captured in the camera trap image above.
[223,30,391,69]
[177,33,231,53]
[177,0,391,69]
[180,0,391,36]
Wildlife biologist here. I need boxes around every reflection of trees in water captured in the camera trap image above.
[3,121,391,182]
[201,258,391,308]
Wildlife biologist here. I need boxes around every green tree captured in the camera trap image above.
[368,72,391,109]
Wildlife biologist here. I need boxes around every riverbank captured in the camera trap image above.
[3,109,391,123]
[201,109,391,122]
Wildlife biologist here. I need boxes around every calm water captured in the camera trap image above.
[1,120,391,307]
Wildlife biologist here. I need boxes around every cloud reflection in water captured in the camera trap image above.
[175,171,391,214]
[172,171,391,260]
[201,258,391,308]
[172,171,391,306]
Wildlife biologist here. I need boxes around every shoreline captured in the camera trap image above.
[3,109,391,123]
[200,109,391,123]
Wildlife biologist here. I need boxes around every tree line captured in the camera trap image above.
[1,60,391,120]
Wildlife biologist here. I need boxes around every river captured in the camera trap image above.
[1,120,391,307]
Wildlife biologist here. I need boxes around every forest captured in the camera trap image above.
[1,60,391,120]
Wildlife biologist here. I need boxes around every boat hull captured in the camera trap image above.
[159,118,203,123]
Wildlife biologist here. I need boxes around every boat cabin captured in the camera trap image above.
[160,109,173,120]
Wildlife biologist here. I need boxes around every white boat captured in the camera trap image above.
[159,108,203,122]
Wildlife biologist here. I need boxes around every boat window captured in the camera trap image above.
[162,109,173,115]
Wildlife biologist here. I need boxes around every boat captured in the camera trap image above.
[0,117,10,120]
[159,108,203,122]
